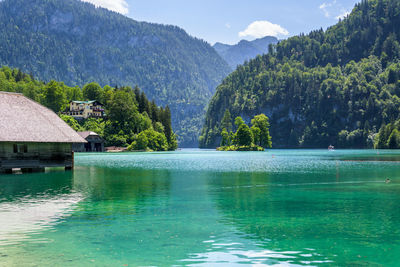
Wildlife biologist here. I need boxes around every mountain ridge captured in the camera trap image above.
[0,0,231,147]
[213,36,279,69]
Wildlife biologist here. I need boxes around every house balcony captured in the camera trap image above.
[89,113,105,118]
[62,111,84,116]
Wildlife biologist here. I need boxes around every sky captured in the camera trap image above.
[81,0,361,45]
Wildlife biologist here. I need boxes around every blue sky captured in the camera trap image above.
[81,0,361,45]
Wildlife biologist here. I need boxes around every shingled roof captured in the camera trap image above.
[77,131,102,140]
[0,92,86,143]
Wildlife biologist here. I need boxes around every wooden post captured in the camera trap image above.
[66,151,74,171]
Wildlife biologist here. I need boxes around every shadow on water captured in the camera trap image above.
[0,170,74,202]
[327,149,400,162]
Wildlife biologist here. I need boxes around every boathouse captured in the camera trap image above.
[0,92,87,173]
[74,131,105,152]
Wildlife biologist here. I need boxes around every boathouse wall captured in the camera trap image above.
[0,142,73,172]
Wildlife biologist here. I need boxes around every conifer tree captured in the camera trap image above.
[221,109,232,133]
[139,91,149,114]
[151,100,159,122]
[220,128,230,146]
[162,106,173,143]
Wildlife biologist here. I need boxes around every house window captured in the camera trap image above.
[14,144,28,153]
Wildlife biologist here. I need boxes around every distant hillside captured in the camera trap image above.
[201,0,400,149]
[0,0,231,147]
[213,36,278,69]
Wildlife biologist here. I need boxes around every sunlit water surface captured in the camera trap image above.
[1,149,400,266]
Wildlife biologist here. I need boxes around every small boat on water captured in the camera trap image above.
[328,145,335,151]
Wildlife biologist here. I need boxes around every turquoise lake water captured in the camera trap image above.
[1,149,400,266]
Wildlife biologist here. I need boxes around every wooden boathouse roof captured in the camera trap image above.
[77,131,102,140]
[0,91,87,143]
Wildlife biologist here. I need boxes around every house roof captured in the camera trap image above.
[77,131,102,140]
[0,92,87,143]
[71,100,100,105]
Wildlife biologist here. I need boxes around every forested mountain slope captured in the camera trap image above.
[0,0,231,147]
[200,0,400,148]
[213,36,278,69]
[0,66,178,150]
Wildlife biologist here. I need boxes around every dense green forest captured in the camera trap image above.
[200,0,400,149]
[0,0,231,147]
[0,66,178,151]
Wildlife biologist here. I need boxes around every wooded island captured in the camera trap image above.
[216,110,272,151]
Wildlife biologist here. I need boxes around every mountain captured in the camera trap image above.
[200,0,400,149]
[213,36,278,69]
[0,0,231,147]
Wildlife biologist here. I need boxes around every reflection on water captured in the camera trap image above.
[0,172,82,246]
[338,150,400,162]
[0,193,83,246]
[1,150,400,266]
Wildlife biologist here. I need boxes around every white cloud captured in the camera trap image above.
[319,0,337,18]
[80,0,129,15]
[319,3,330,17]
[336,10,350,20]
[239,20,289,39]
[320,0,350,20]
[225,23,231,29]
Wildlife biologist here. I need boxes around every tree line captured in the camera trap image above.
[0,66,177,151]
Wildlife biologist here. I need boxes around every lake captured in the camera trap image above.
[1,149,400,266]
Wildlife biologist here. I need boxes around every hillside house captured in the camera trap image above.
[0,92,87,173]
[63,100,105,119]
